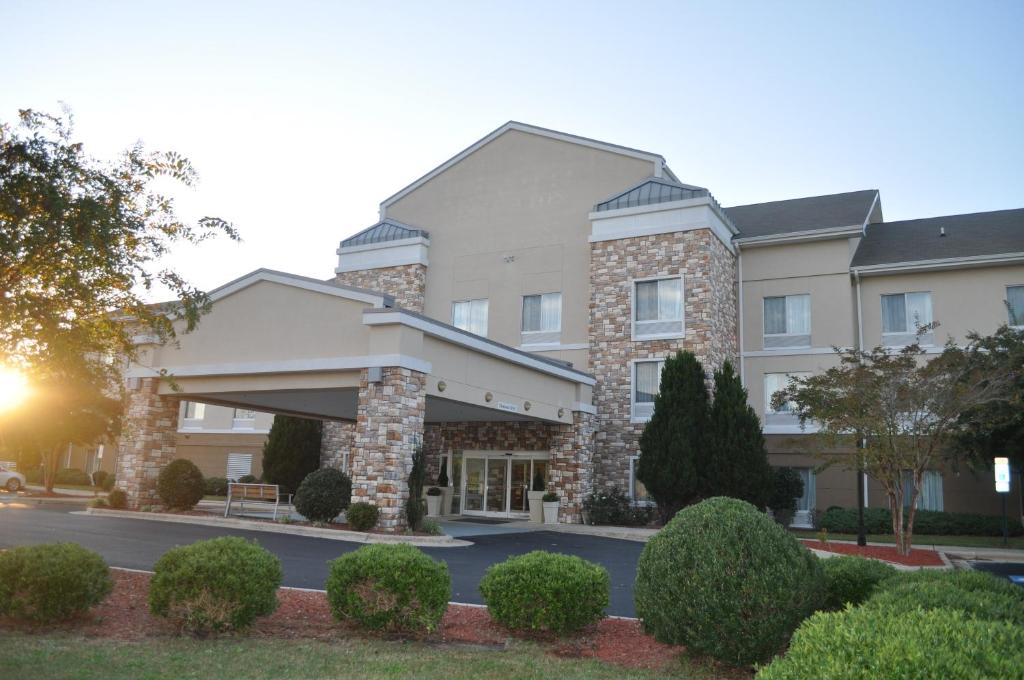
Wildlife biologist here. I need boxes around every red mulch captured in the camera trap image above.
[800,539,945,567]
[0,569,719,674]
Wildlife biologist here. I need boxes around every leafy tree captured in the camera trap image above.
[775,331,1015,555]
[637,351,710,523]
[261,415,322,494]
[704,361,773,508]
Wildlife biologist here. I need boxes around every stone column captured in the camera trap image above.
[349,367,427,531]
[550,411,596,524]
[320,420,356,473]
[115,377,179,508]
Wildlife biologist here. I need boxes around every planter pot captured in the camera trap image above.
[440,487,454,515]
[426,494,442,518]
[543,501,559,525]
[527,490,545,523]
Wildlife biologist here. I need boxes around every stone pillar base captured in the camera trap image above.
[550,411,596,524]
[115,377,179,508]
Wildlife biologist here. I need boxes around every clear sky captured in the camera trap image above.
[3,0,1022,299]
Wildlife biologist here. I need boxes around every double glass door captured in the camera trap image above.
[462,455,544,517]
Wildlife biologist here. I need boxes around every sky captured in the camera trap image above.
[3,0,1022,300]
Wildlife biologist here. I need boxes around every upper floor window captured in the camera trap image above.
[1007,286,1024,327]
[182,401,205,429]
[881,292,933,345]
[452,298,488,337]
[634,276,683,340]
[521,292,561,345]
[763,294,811,349]
[632,359,665,420]
[232,408,256,429]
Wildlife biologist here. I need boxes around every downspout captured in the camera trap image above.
[737,243,744,386]
[854,268,869,524]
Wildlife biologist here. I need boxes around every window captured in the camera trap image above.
[763,294,811,348]
[182,401,205,428]
[902,470,944,511]
[1007,286,1024,327]
[226,453,253,481]
[521,292,561,345]
[232,408,257,429]
[764,372,811,414]
[632,359,665,420]
[881,292,933,345]
[633,276,683,339]
[629,456,650,503]
[452,298,488,336]
[792,468,816,527]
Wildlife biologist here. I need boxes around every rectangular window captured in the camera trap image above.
[632,359,666,420]
[521,292,561,345]
[232,408,257,429]
[226,453,253,482]
[881,292,933,345]
[633,277,684,339]
[902,470,944,511]
[764,372,811,414]
[792,468,816,527]
[183,401,205,428]
[452,298,489,336]
[1008,286,1024,327]
[629,456,650,503]
[763,294,811,348]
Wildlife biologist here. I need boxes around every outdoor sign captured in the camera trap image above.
[995,457,1011,493]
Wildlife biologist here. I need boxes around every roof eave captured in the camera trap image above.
[851,252,1024,276]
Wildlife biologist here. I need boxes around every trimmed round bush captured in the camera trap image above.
[0,543,112,623]
[107,488,127,509]
[345,502,379,531]
[634,497,824,666]
[480,550,609,634]
[294,468,352,523]
[55,467,92,486]
[821,555,897,610]
[326,544,449,633]
[204,477,229,497]
[149,536,281,635]
[755,606,1024,679]
[156,459,205,510]
[865,570,1024,625]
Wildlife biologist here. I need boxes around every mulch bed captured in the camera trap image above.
[800,539,945,567]
[0,569,715,674]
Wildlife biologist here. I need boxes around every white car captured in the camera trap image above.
[0,465,25,492]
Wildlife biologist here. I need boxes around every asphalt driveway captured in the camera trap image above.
[0,501,644,616]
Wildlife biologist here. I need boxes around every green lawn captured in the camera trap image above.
[0,635,725,680]
[793,531,1024,550]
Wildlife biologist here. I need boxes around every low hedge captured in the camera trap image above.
[819,506,1024,537]
[55,468,92,486]
[479,551,609,634]
[294,468,352,523]
[204,477,229,497]
[149,537,282,634]
[345,502,378,531]
[0,543,112,623]
[820,556,897,610]
[865,570,1024,625]
[755,606,1024,679]
[156,459,205,510]
[582,487,654,527]
[326,544,449,633]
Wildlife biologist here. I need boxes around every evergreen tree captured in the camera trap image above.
[261,416,323,494]
[704,361,773,508]
[637,351,710,523]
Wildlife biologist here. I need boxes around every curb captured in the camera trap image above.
[2,495,93,505]
[81,508,473,548]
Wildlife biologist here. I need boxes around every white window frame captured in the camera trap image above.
[451,298,489,337]
[232,407,257,430]
[764,372,812,415]
[1007,285,1024,329]
[631,275,685,341]
[182,401,205,429]
[762,294,811,349]
[521,292,562,346]
[881,291,934,347]
[631,358,666,422]
[226,452,253,482]
[628,455,654,506]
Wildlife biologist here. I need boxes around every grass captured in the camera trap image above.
[793,531,1024,550]
[0,635,724,680]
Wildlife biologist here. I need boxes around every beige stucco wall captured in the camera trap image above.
[175,431,268,479]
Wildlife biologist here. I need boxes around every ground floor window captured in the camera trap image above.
[791,467,816,527]
[903,470,944,511]
[226,453,253,481]
[628,455,650,503]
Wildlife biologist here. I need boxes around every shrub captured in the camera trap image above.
[426,486,442,496]
[480,551,609,634]
[421,519,443,536]
[101,474,116,492]
[0,543,112,623]
[91,470,110,489]
[818,506,1024,537]
[149,537,281,634]
[23,467,42,484]
[89,497,108,508]
[55,467,92,486]
[865,569,1024,625]
[107,488,127,509]
[237,474,258,484]
[634,497,824,666]
[768,467,804,527]
[346,502,379,531]
[406,446,427,531]
[204,476,229,497]
[582,487,653,527]
[755,607,1024,679]
[818,506,893,534]
[542,492,558,502]
[820,556,897,610]
[156,459,205,510]
[326,544,449,633]
[294,468,351,523]
[261,415,322,494]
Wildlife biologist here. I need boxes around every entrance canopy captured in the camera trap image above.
[128,269,595,425]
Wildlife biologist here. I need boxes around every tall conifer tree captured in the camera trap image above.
[261,416,323,494]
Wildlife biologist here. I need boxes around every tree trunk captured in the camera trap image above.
[42,445,60,493]
[889,489,905,556]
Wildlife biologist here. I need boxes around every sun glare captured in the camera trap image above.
[0,367,29,412]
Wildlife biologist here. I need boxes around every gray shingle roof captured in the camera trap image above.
[595,177,709,212]
[341,219,429,248]
[726,190,878,239]
[851,209,1024,268]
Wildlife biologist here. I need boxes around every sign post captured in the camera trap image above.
[995,457,1011,547]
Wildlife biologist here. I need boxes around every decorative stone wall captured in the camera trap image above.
[550,411,596,523]
[334,263,426,312]
[320,420,355,472]
[349,367,427,530]
[422,421,551,480]
[589,229,738,492]
[115,377,179,507]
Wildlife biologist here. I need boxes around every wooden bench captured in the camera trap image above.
[224,482,288,520]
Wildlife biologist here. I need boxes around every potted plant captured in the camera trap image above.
[425,486,443,517]
[437,466,452,516]
[528,470,546,523]
[542,491,559,525]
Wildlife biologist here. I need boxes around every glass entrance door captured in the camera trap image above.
[510,460,530,513]
[461,454,547,518]
[464,458,485,512]
[485,458,507,512]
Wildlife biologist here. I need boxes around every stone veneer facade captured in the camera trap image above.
[549,412,597,522]
[320,420,355,472]
[589,229,738,491]
[334,264,426,312]
[115,377,180,507]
